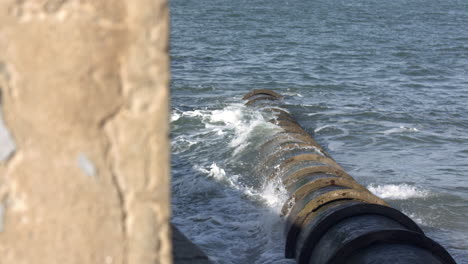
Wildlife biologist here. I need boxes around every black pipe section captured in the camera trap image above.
[243,89,456,264]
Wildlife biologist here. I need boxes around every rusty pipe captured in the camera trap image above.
[243,89,456,264]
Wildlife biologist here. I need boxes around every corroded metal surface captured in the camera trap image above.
[242,89,283,100]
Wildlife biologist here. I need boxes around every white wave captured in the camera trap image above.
[183,109,209,118]
[172,103,281,157]
[207,104,279,156]
[195,161,289,216]
[260,179,289,214]
[171,112,181,122]
[171,108,214,124]
[173,171,220,196]
[208,163,226,181]
[171,136,199,154]
[382,126,420,135]
[367,183,430,200]
[230,119,278,156]
[194,163,255,197]
[210,105,245,125]
[172,136,197,146]
[314,125,329,133]
[314,124,335,133]
[195,163,227,182]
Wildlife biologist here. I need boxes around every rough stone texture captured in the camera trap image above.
[0,0,170,264]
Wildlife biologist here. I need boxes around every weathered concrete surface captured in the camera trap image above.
[172,225,213,264]
[0,1,170,264]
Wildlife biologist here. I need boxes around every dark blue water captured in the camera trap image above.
[170,0,468,263]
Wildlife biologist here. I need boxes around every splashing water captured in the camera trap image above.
[368,183,430,200]
[171,103,295,264]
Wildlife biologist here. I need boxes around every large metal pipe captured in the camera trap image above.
[243,89,456,264]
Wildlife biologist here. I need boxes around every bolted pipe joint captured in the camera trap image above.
[243,89,456,264]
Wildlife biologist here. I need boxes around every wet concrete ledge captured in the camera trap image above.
[172,224,213,264]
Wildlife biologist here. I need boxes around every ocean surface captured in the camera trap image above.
[169,0,468,263]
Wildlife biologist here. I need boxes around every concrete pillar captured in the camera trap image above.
[0,0,170,263]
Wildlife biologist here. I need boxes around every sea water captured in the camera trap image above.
[170,0,468,263]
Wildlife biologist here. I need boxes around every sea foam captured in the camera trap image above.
[382,126,420,135]
[367,183,430,200]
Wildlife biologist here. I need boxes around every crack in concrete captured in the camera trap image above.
[109,162,128,264]
[101,96,127,264]
[103,123,128,264]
